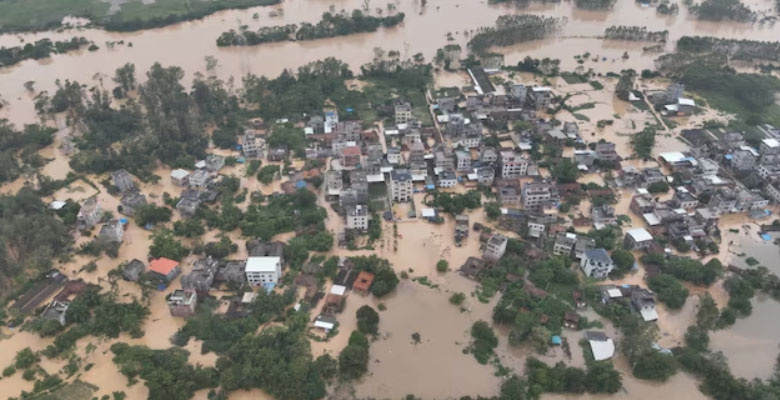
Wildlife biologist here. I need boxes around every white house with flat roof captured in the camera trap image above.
[245,256,282,286]
[624,228,654,250]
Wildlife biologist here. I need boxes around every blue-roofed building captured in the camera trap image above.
[551,335,562,345]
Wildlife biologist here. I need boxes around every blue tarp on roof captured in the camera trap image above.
[295,180,306,189]
[551,335,562,345]
[263,282,276,293]
[724,154,733,160]
[761,233,772,241]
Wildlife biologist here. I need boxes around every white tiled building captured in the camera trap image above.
[245,256,282,286]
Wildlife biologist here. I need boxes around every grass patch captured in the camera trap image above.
[589,80,605,90]
[34,380,97,400]
[631,100,650,111]
[573,113,591,121]
[0,0,279,33]
[561,73,589,84]
[694,90,780,126]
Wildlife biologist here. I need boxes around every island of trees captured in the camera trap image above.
[603,26,669,42]
[216,10,405,47]
[468,15,565,55]
[0,37,91,68]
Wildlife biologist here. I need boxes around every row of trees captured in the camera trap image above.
[676,36,780,63]
[0,37,89,67]
[218,10,405,46]
[604,26,669,42]
[688,0,756,22]
[426,190,482,215]
[468,15,564,54]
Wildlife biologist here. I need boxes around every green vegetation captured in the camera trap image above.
[648,274,689,309]
[133,203,172,227]
[615,69,636,101]
[450,292,466,306]
[0,188,71,294]
[469,321,498,364]
[525,357,622,396]
[427,190,482,215]
[688,0,756,22]
[149,229,189,260]
[240,188,326,241]
[468,15,564,54]
[589,81,604,90]
[339,330,371,380]
[39,285,148,357]
[676,36,780,62]
[356,305,380,335]
[66,63,238,179]
[0,37,90,67]
[175,290,294,353]
[604,26,668,42]
[110,343,218,400]
[0,0,281,33]
[550,158,579,183]
[436,259,449,273]
[587,225,621,250]
[647,180,670,193]
[0,121,55,184]
[575,0,617,9]
[610,249,635,278]
[631,127,656,160]
[349,256,399,297]
[657,48,780,126]
[217,10,405,46]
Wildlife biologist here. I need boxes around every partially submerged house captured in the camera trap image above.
[122,259,146,282]
[167,289,197,317]
[585,331,615,361]
[149,257,181,283]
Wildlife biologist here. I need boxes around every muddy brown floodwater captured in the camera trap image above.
[1,0,780,126]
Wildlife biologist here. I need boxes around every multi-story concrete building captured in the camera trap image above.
[483,234,507,261]
[245,256,282,286]
[522,181,557,209]
[499,151,529,178]
[395,100,413,125]
[346,204,369,231]
[390,169,413,202]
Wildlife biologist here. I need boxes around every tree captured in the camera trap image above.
[149,229,189,260]
[631,127,656,160]
[356,305,380,335]
[15,348,38,369]
[632,351,678,381]
[339,331,370,379]
[615,69,636,100]
[551,158,578,184]
[113,63,136,98]
[648,274,689,309]
[134,204,172,227]
[584,362,622,393]
[450,292,466,306]
[696,293,719,330]
[436,259,449,273]
[647,180,669,193]
[485,201,501,220]
[470,321,498,364]
[610,249,635,277]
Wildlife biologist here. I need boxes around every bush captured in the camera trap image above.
[339,331,370,379]
[610,249,635,278]
[470,321,498,364]
[648,274,689,309]
[436,259,449,273]
[450,292,466,306]
[647,180,669,193]
[15,347,38,369]
[356,305,380,335]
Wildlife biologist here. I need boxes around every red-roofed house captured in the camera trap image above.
[342,146,362,168]
[149,257,181,282]
[352,271,374,296]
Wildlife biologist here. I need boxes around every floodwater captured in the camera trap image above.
[1,0,780,126]
[709,228,780,381]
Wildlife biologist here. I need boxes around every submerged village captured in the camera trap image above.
[2,0,780,399]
